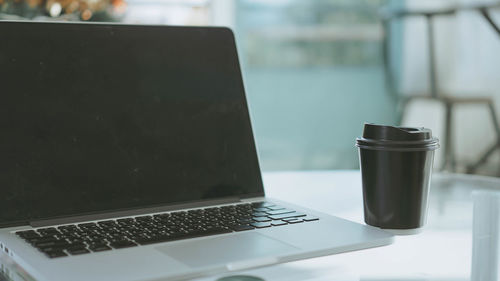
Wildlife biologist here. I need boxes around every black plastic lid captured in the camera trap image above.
[356,123,439,151]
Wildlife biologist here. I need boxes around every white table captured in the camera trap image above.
[2,170,499,281]
[194,170,500,281]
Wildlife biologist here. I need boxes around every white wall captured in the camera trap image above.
[401,0,500,174]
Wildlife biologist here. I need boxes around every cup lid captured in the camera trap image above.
[356,123,439,151]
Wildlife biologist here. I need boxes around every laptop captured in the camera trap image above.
[0,21,393,281]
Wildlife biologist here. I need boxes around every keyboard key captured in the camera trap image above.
[302,216,319,222]
[250,222,272,228]
[117,218,134,224]
[252,212,268,217]
[285,218,304,224]
[43,250,68,258]
[38,245,67,253]
[266,209,295,215]
[135,235,175,245]
[238,218,253,224]
[58,225,77,231]
[68,248,90,255]
[268,212,306,220]
[189,227,232,237]
[98,220,117,226]
[37,229,61,236]
[78,223,97,228]
[110,240,137,249]
[153,213,171,219]
[236,204,251,210]
[271,221,288,226]
[67,242,87,249]
[253,217,271,222]
[30,236,59,245]
[267,206,286,211]
[35,239,69,249]
[89,244,112,252]
[282,217,301,222]
[231,225,255,232]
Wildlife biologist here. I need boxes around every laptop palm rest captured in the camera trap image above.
[156,232,298,268]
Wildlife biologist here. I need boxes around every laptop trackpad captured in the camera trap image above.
[156,232,297,268]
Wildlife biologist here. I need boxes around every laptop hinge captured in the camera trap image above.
[239,196,266,203]
[29,197,241,228]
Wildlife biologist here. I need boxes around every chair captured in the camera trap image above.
[380,3,500,175]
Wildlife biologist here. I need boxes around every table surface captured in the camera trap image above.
[2,170,500,281]
[196,170,500,281]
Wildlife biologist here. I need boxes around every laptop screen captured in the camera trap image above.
[0,22,264,227]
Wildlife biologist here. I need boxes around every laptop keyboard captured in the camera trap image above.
[15,201,319,258]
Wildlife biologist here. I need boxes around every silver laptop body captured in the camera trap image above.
[0,21,393,281]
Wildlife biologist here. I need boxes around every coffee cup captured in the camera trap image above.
[356,123,439,234]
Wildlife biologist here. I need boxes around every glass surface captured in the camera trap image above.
[0,22,263,227]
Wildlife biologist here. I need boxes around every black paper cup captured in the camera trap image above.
[356,123,439,234]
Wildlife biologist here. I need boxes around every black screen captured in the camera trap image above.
[0,22,264,227]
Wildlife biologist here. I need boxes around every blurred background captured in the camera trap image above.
[1,0,499,177]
